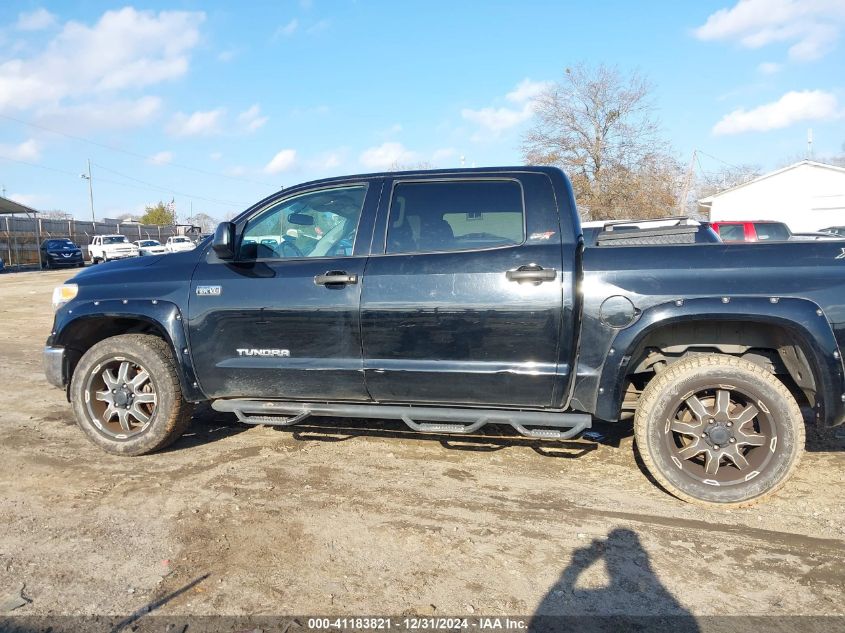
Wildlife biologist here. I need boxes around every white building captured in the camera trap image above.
[699,160,845,233]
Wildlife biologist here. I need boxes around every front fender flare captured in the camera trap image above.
[594,296,845,426]
[51,299,205,402]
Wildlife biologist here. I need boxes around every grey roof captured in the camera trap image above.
[0,196,38,216]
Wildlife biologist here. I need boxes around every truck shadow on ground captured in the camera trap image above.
[529,528,699,633]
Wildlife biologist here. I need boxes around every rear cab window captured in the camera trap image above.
[385,180,524,254]
[716,224,745,242]
[753,222,791,241]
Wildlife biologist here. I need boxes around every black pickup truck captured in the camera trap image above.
[44,167,845,506]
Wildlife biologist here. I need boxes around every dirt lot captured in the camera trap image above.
[0,269,843,627]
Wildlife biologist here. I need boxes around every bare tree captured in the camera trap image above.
[521,63,681,220]
[38,210,73,220]
[695,163,761,200]
[387,160,434,172]
[185,212,217,232]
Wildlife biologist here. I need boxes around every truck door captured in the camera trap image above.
[187,180,381,401]
[360,173,570,408]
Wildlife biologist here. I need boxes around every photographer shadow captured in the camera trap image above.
[530,528,699,633]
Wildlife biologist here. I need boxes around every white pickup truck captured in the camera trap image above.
[88,234,139,264]
[165,236,196,253]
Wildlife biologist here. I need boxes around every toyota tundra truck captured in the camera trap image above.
[43,167,845,506]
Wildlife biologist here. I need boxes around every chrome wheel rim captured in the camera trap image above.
[663,386,777,487]
[84,358,157,439]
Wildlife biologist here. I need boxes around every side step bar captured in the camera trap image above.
[211,400,591,440]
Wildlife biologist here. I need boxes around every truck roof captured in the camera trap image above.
[276,165,566,191]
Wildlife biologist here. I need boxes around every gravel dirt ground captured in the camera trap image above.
[0,269,843,629]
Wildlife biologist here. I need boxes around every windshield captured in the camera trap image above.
[103,236,128,244]
[139,240,160,247]
[45,239,75,249]
[172,237,190,243]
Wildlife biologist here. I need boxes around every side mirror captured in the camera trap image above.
[287,212,314,226]
[212,222,236,259]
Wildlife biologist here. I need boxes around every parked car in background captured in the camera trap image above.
[790,232,843,241]
[165,236,196,253]
[134,239,167,256]
[710,220,792,242]
[819,226,845,237]
[0,256,4,273]
[40,238,85,269]
[88,235,139,264]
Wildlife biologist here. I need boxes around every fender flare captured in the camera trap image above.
[51,299,205,402]
[594,296,845,426]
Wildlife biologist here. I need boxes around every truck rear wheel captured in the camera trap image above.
[70,334,193,456]
[634,354,804,507]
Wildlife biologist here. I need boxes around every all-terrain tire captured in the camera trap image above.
[70,334,193,456]
[634,354,804,507]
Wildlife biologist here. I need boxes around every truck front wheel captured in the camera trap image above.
[634,354,804,507]
[70,334,193,455]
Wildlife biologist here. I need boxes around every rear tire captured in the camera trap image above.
[634,354,803,507]
[70,334,193,456]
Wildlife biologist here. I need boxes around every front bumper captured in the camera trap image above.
[43,345,66,388]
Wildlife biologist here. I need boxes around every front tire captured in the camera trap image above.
[634,354,804,507]
[70,334,193,456]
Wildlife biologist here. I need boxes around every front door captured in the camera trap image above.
[188,181,380,401]
[360,174,567,408]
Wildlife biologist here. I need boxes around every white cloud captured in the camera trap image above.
[694,0,845,61]
[462,78,550,138]
[238,104,268,132]
[431,147,457,165]
[0,8,205,113]
[34,96,162,132]
[264,149,298,174]
[307,19,330,34]
[0,139,41,162]
[209,151,223,161]
[147,151,173,165]
[506,78,553,104]
[359,142,417,169]
[9,193,48,208]
[757,61,782,74]
[276,18,299,37]
[217,50,236,62]
[713,90,840,134]
[15,8,57,31]
[227,166,247,177]
[168,108,225,137]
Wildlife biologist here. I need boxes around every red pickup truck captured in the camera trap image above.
[710,221,792,242]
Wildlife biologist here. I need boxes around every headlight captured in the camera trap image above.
[52,284,78,311]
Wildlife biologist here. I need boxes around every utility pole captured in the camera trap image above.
[678,149,697,216]
[1,184,6,198]
[80,159,95,223]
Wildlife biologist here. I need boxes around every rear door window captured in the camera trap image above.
[386,180,524,254]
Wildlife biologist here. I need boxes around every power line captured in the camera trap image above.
[0,111,274,187]
[0,154,248,209]
[695,150,743,171]
[92,162,247,207]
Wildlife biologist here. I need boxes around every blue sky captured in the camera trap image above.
[0,0,843,221]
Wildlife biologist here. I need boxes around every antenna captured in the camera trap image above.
[807,128,813,158]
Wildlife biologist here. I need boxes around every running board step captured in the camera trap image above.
[212,400,591,440]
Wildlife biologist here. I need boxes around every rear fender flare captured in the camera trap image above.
[594,296,845,426]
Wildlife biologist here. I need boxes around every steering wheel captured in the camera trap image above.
[275,238,304,258]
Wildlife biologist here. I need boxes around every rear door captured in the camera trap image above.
[188,180,381,401]
[359,173,568,408]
